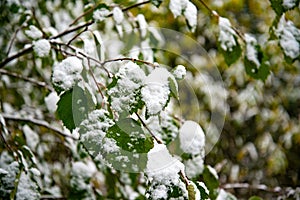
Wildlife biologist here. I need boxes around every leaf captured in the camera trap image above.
[57,84,95,131]
[244,35,270,81]
[151,0,163,7]
[187,183,197,200]
[249,196,263,200]
[218,39,242,66]
[269,0,300,16]
[202,165,219,199]
[106,118,154,153]
[168,77,179,100]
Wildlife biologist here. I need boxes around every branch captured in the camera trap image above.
[2,113,78,140]
[135,112,163,144]
[0,68,53,91]
[102,57,157,68]
[0,46,33,69]
[221,183,283,193]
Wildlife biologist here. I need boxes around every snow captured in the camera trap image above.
[179,120,205,155]
[244,34,260,67]
[151,185,168,200]
[276,15,300,60]
[102,137,120,153]
[218,17,237,51]
[113,7,124,24]
[25,25,43,39]
[108,62,146,114]
[282,0,298,9]
[136,14,147,38]
[146,143,184,185]
[23,125,39,150]
[207,165,219,179]
[93,8,110,21]
[169,0,188,18]
[52,56,83,90]
[173,65,186,80]
[141,68,174,115]
[45,91,59,113]
[197,181,209,195]
[184,1,197,31]
[33,39,51,57]
[16,172,40,200]
[184,155,204,178]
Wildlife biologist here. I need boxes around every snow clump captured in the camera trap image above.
[33,39,51,57]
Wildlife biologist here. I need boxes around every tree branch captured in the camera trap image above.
[0,46,33,69]
[221,183,283,193]
[0,68,53,91]
[2,113,78,140]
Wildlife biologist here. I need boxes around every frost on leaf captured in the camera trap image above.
[218,17,242,65]
[276,15,300,61]
[107,62,146,115]
[33,39,51,57]
[244,34,270,81]
[52,56,83,91]
[141,68,175,115]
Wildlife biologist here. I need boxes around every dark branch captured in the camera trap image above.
[0,46,33,69]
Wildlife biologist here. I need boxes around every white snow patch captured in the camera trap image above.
[23,125,39,150]
[184,155,204,178]
[184,1,197,31]
[136,14,148,38]
[146,143,184,185]
[16,172,40,200]
[52,56,83,90]
[179,120,205,155]
[276,15,300,60]
[173,65,186,80]
[189,181,201,200]
[45,91,59,113]
[282,0,298,9]
[169,0,188,18]
[93,8,110,21]
[218,17,237,51]
[151,185,168,200]
[113,7,124,24]
[33,39,51,57]
[25,25,43,39]
[245,34,260,67]
[207,165,219,179]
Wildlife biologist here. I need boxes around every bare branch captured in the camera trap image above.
[135,112,163,144]
[0,46,33,69]
[2,113,78,140]
[0,68,53,91]
[221,183,282,193]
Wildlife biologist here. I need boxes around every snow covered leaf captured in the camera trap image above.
[270,0,299,16]
[179,120,205,156]
[33,39,51,57]
[25,25,43,39]
[218,17,242,66]
[16,171,40,200]
[92,4,110,22]
[216,189,237,200]
[168,77,179,100]
[183,1,198,32]
[151,0,163,7]
[0,162,19,199]
[106,118,154,153]
[196,182,209,200]
[52,56,83,92]
[244,34,270,81]
[57,84,95,131]
[275,15,300,62]
[112,7,124,24]
[202,165,219,199]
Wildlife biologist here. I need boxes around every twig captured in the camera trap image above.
[0,68,53,91]
[69,4,98,27]
[179,170,190,186]
[50,20,95,40]
[102,57,156,68]
[66,26,88,46]
[135,112,163,144]
[0,46,33,69]
[221,183,282,193]
[2,113,78,140]
[196,0,214,14]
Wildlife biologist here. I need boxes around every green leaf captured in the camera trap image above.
[249,196,263,200]
[168,77,179,100]
[196,182,209,200]
[151,0,163,7]
[57,84,95,131]
[218,38,242,66]
[244,43,270,81]
[187,183,197,200]
[106,118,154,153]
[202,165,219,199]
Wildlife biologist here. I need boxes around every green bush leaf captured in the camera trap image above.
[57,84,95,131]
[106,118,154,153]
[202,165,219,199]
[168,77,179,100]
[218,40,242,66]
